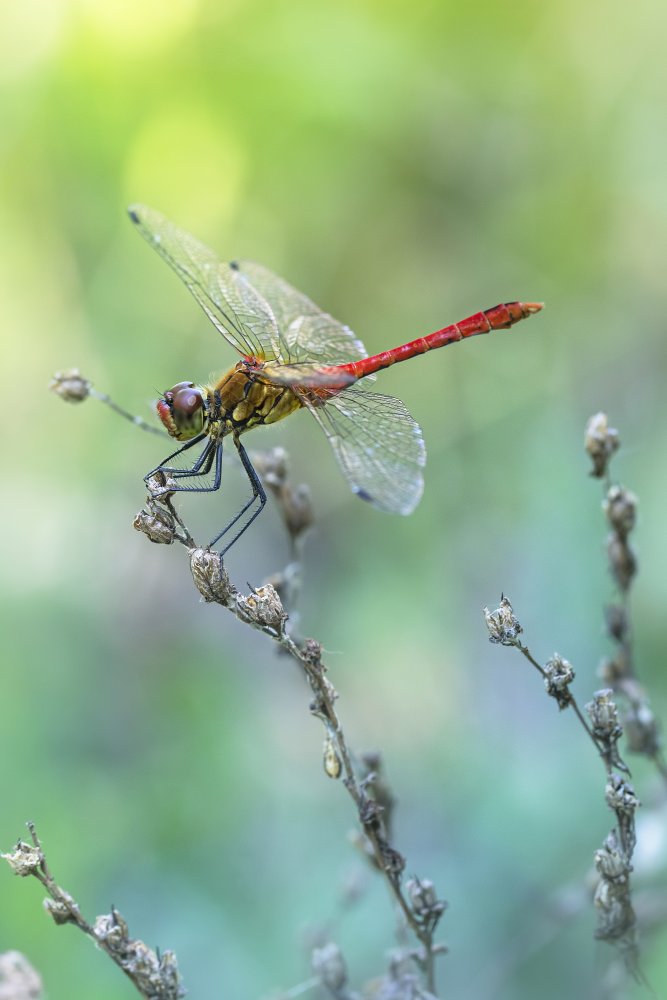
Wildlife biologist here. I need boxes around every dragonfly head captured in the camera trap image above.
[157,381,206,440]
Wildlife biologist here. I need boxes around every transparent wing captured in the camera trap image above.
[129,204,284,360]
[239,261,370,369]
[302,384,426,515]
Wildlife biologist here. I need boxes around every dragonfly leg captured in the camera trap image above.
[208,435,267,554]
[145,436,224,494]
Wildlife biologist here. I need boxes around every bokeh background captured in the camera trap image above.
[2,0,667,997]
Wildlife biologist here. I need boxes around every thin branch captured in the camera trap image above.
[49,370,167,437]
[2,823,184,999]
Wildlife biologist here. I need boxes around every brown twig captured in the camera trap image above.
[2,823,184,999]
[49,370,167,437]
[481,413,665,975]
[584,414,667,780]
[134,478,446,993]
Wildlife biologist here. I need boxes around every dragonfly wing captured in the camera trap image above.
[303,385,426,515]
[239,261,370,369]
[129,204,283,360]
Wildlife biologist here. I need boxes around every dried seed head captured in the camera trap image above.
[44,898,76,925]
[251,446,289,488]
[157,950,182,990]
[133,502,176,545]
[237,584,286,630]
[1,841,42,877]
[586,689,621,740]
[190,548,236,605]
[312,942,347,992]
[283,483,315,540]
[605,774,640,815]
[302,638,323,665]
[49,368,91,403]
[379,841,406,876]
[584,412,619,478]
[360,750,382,773]
[594,840,629,881]
[607,534,637,591]
[544,653,575,709]
[604,486,637,538]
[0,953,42,997]
[406,877,439,916]
[604,604,628,643]
[145,470,177,500]
[623,703,662,757]
[483,596,523,646]
[94,909,184,994]
[323,736,342,779]
[94,909,129,949]
[598,651,630,685]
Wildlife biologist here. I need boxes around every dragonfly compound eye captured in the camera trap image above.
[157,382,205,440]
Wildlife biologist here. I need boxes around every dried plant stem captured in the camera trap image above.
[49,370,167,437]
[482,414,667,973]
[89,388,168,437]
[3,823,184,999]
[512,640,605,757]
[188,546,445,993]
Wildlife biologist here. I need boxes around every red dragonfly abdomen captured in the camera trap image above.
[335,301,543,381]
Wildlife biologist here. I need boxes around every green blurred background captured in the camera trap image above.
[2,0,667,996]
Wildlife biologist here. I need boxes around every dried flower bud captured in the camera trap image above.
[145,470,177,500]
[1,841,42,877]
[623,703,662,757]
[607,534,636,591]
[604,604,628,643]
[237,584,286,631]
[338,867,367,907]
[586,689,621,741]
[251,446,289,488]
[302,639,323,665]
[584,412,619,478]
[594,840,629,881]
[407,877,438,915]
[544,654,575,709]
[133,502,176,545]
[94,911,184,994]
[605,774,640,815]
[360,750,382,773]
[0,952,42,998]
[312,942,347,992]
[157,950,182,989]
[597,652,629,685]
[604,486,637,538]
[323,735,342,779]
[44,898,76,925]
[483,596,523,646]
[379,842,406,876]
[190,548,236,605]
[283,483,315,540]
[94,909,129,949]
[49,368,91,402]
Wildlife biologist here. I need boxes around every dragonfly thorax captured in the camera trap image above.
[157,381,206,440]
[208,361,303,437]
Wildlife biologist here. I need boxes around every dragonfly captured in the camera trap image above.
[129,204,542,553]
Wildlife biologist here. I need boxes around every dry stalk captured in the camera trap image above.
[483,413,667,979]
[2,824,184,999]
